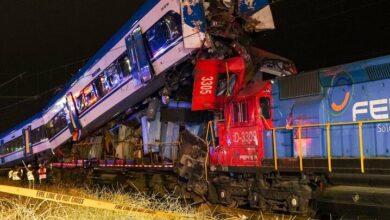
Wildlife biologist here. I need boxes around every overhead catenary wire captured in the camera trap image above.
[0,58,87,113]
[0,95,36,99]
[0,58,86,99]
[0,42,131,111]
[0,44,125,113]
[0,85,63,112]
[0,72,28,90]
[0,58,88,91]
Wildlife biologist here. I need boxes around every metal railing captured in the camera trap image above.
[270,118,390,173]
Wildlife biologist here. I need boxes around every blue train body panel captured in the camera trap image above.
[268,55,390,159]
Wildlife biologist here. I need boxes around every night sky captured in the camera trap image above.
[0,0,389,133]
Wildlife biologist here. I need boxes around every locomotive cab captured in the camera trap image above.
[211,81,273,168]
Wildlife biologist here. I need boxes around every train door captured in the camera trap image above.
[125,27,153,83]
[0,139,4,165]
[0,139,4,155]
[23,126,32,156]
[0,139,4,164]
[65,92,82,141]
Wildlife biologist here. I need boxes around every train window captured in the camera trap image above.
[3,142,8,154]
[76,95,85,112]
[15,137,22,152]
[4,136,23,154]
[105,64,121,89]
[46,109,68,139]
[95,74,110,97]
[41,125,48,139]
[31,125,47,145]
[5,142,9,153]
[46,120,55,139]
[83,84,98,107]
[32,127,37,144]
[259,97,271,119]
[145,11,182,59]
[5,143,9,153]
[216,73,237,96]
[118,55,132,78]
[232,102,249,123]
[55,110,68,131]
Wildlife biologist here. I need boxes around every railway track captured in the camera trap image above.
[198,204,313,220]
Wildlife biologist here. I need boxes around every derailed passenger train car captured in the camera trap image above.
[0,0,278,195]
[0,113,49,166]
[0,0,204,166]
[0,0,276,165]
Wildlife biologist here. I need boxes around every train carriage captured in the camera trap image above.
[0,0,205,165]
[0,113,48,165]
[0,0,275,166]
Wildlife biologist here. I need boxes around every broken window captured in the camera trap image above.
[216,73,237,96]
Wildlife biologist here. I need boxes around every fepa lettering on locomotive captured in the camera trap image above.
[353,98,390,121]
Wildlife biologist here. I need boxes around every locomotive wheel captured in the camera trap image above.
[178,184,205,205]
[249,191,270,211]
[227,199,239,208]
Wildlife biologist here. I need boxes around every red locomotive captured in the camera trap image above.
[189,52,390,218]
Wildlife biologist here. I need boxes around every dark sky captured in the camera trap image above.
[0,0,389,133]
[253,0,390,70]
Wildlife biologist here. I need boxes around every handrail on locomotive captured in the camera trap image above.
[205,117,390,174]
[268,118,390,174]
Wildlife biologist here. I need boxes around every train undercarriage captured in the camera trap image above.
[47,107,390,219]
[50,155,390,219]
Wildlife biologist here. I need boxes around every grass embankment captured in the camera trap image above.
[0,180,199,220]
[0,180,304,220]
